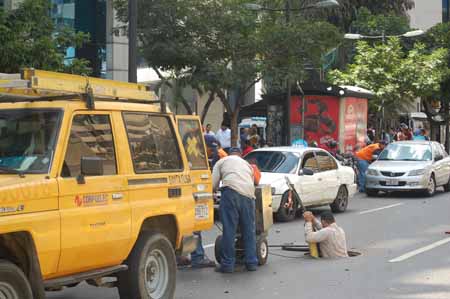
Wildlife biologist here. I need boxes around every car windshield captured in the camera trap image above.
[0,109,61,174]
[378,143,432,161]
[244,151,299,174]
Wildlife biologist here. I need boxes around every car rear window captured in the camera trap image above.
[245,151,299,174]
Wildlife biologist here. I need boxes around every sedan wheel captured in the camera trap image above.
[330,186,348,213]
[276,192,298,222]
[424,176,436,197]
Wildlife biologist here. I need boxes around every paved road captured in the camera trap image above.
[47,190,450,299]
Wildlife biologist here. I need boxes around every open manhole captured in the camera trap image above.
[277,245,362,257]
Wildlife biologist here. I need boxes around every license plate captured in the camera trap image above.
[386,179,399,186]
[195,204,209,220]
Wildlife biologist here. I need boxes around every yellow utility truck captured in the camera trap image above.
[0,69,214,299]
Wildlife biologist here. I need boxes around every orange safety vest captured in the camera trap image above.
[356,143,381,161]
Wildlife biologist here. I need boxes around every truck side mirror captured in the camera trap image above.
[77,157,104,184]
[435,155,443,162]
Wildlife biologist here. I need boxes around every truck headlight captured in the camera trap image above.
[408,169,426,176]
[367,169,379,176]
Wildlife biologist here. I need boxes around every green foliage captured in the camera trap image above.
[351,7,410,36]
[424,22,450,100]
[326,0,414,32]
[328,38,449,115]
[0,0,91,74]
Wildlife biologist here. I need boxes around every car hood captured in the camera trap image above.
[370,160,432,172]
[259,172,293,193]
[0,175,58,215]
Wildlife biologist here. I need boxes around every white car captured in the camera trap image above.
[244,147,357,222]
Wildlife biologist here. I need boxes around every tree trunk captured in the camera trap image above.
[180,98,193,115]
[200,92,216,124]
[230,111,239,147]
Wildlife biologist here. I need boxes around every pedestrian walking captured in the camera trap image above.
[212,148,259,273]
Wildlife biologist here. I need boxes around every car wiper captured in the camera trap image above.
[398,159,421,161]
[0,166,25,177]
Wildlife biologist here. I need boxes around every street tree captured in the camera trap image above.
[0,0,91,74]
[328,38,449,133]
[114,0,341,145]
[422,22,450,150]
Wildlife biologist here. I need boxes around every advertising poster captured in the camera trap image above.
[291,95,339,151]
[343,97,368,152]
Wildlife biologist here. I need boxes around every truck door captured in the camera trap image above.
[176,116,214,232]
[57,112,131,274]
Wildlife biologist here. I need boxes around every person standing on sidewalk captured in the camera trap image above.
[216,123,231,153]
[212,147,259,273]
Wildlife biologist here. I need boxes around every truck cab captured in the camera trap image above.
[0,69,214,299]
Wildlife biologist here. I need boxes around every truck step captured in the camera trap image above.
[44,264,128,289]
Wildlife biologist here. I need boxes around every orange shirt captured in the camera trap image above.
[356,144,381,161]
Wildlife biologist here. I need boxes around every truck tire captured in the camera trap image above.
[0,259,33,299]
[118,232,176,299]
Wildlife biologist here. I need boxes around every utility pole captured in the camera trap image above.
[285,0,292,145]
[128,0,138,83]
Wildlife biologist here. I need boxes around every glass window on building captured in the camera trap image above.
[444,0,450,22]
[50,0,107,78]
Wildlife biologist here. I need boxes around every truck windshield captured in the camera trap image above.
[0,109,61,174]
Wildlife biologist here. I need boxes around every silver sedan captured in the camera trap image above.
[366,141,450,197]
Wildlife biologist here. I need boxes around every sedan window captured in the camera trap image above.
[300,152,319,173]
[245,151,299,174]
[315,151,338,172]
[379,144,432,161]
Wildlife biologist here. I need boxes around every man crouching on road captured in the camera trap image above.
[212,147,259,273]
[303,211,349,258]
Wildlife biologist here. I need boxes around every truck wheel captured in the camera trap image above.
[0,260,33,299]
[330,186,348,213]
[256,237,268,266]
[118,232,176,299]
[276,192,298,222]
[214,235,222,264]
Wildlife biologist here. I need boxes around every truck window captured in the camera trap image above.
[0,109,61,174]
[123,113,183,173]
[177,119,208,170]
[62,114,117,177]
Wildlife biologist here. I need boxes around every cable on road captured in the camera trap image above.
[269,252,306,259]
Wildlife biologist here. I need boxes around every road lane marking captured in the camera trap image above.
[359,203,404,215]
[389,237,450,263]
[204,243,215,249]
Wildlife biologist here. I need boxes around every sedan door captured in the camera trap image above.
[297,151,322,205]
[314,151,340,203]
[432,142,447,185]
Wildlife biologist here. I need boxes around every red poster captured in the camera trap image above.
[291,95,339,151]
[343,97,368,153]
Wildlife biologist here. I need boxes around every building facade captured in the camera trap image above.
[408,0,448,29]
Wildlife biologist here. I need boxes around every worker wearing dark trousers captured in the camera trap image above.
[212,147,258,273]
